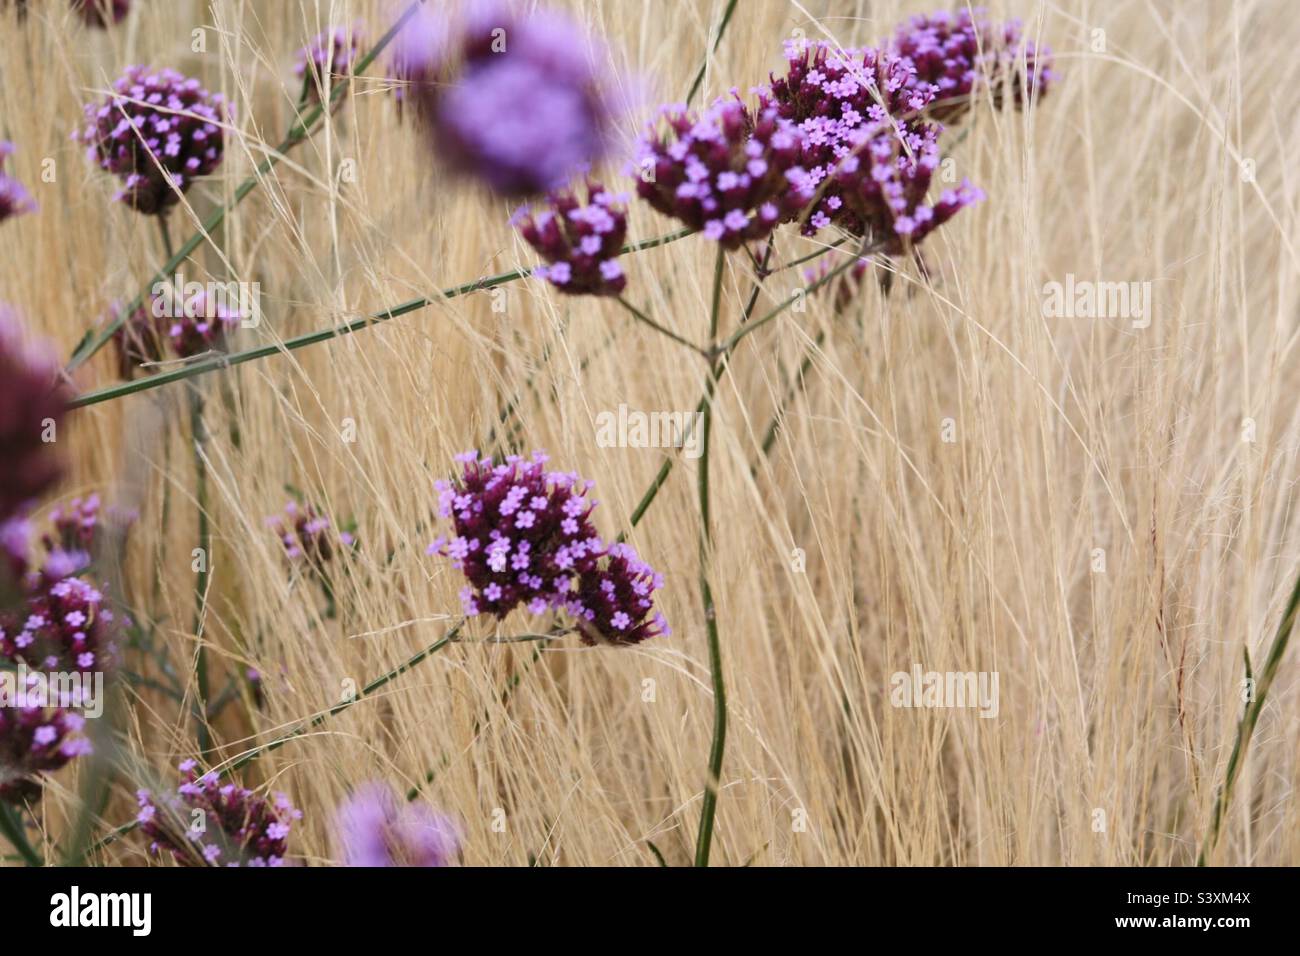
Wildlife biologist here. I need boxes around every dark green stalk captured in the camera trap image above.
[65,1,426,373]
[69,229,694,410]
[616,296,710,358]
[0,803,42,867]
[1198,566,1300,864]
[756,329,825,463]
[694,246,728,867]
[685,0,741,104]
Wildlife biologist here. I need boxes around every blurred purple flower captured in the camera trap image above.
[387,2,448,116]
[892,8,1057,122]
[0,308,69,526]
[0,575,118,676]
[110,288,240,379]
[295,23,364,102]
[71,0,130,27]
[513,180,629,296]
[0,142,37,225]
[136,761,301,866]
[0,707,91,804]
[402,2,629,196]
[337,783,461,867]
[266,500,356,565]
[75,65,227,216]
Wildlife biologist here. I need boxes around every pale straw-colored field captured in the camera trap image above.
[2,0,1297,865]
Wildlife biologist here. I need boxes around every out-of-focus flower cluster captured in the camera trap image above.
[136,760,300,866]
[74,64,226,215]
[512,181,629,296]
[392,1,628,196]
[635,95,812,249]
[429,450,667,645]
[266,500,356,566]
[0,707,90,803]
[0,142,37,225]
[337,783,460,867]
[72,0,130,27]
[0,309,68,527]
[295,24,364,101]
[0,493,127,804]
[110,288,240,379]
[0,576,118,675]
[891,8,1056,122]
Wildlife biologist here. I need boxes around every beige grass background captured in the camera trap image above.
[1,0,1298,865]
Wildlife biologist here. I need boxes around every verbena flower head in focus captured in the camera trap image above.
[766,40,983,253]
[0,308,69,526]
[565,541,668,645]
[403,1,630,196]
[136,761,301,866]
[512,180,629,296]
[337,783,461,867]
[72,0,130,27]
[891,8,1056,122]
[429,449,603,618]
[295,23,365,103]
[429,450,668,645]
[635,93,812,249]
[0,142,37,224]
[75,65,227,216]
[0,707,90,803]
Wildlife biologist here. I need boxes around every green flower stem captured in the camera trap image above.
[616,296,711,358]
[69,229,694,410]
[1198,567,1300,864]
[693,245,728,867]
[0,802,42,867]
[685,0,741,105]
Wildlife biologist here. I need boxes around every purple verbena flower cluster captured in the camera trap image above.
[337,783,461,867]
[429,450,668,644]
[266,500,356,565]
[512,181,629,296]
[0,309,68,526]
[0,142,37,225]
[0,707,90,803]
[0,576,117,675]
[404,2,627,196]
[295,24,364,101]
[892,8,1056,122]
[136,760,301,866]
[75,65,227,216]
[764,41,984,252]
[635,94,812,249]
[72,0,130,27]
[565,541,667,646]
